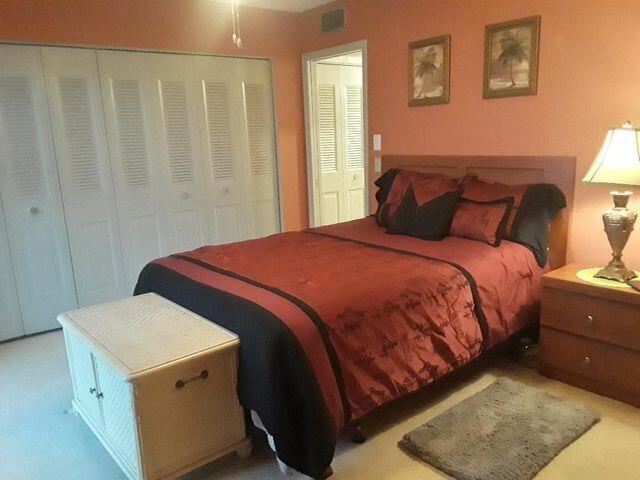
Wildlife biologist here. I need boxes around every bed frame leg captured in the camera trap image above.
[321,466,333,478]
[350,423,367,444]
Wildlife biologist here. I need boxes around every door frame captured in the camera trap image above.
[302,39,368,227]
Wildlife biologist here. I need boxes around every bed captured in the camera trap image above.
[134,155,576,479]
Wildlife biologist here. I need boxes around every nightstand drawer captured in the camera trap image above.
[540,328,640,404]
[541,287,640,351]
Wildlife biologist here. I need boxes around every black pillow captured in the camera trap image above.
[510,184,567,266]
[374,168,399,223]
[386,185,463,240]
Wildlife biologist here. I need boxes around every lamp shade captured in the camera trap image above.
[583,121,640,187]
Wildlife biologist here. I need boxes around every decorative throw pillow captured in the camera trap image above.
[376,170,459,227]
[460,178,567,266]
[386,187,463,240]
[374,168,400,220]
[460,178,527,238]
[449,197,515,246]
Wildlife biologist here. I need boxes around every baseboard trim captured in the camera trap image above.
[0,327,62,346]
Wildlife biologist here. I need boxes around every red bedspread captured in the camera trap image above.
[136,216,545,478]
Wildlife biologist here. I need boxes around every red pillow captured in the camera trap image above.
[461,178,526,239]
[449,197,514,246]
[376,170,459,227]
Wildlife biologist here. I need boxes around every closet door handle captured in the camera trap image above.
[89,387,97,395]
[29,206,40,214]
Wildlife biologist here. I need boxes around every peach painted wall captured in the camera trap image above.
[0,0,309,230]
[299,0,640,269]
[3,0,640,269]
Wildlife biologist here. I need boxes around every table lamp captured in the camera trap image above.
[582,121,640,282]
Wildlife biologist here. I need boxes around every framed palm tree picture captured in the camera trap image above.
[483,16,540,99]
[409,34,450,106]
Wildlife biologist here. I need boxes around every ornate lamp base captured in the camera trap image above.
[595,262,637,282]
[595,191,637,283]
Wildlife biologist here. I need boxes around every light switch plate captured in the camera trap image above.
[373,134,382,151]
[374,156,382,172]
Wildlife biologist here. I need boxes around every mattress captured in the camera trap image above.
[134,216,546,478]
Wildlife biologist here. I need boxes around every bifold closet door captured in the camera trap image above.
[0,196,23,341]
[194,56,280,243]
[315,63,365,226]
[42,47,127,307]
[152,53,209,254]
[194,56,248,244]
[98,51,209,292]
[236,59,280,238]
[0,45,77,334]
[341,65,366,221]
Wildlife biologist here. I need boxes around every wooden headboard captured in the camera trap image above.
[381,155,576,269]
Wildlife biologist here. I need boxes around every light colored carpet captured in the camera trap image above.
[399,378,600,480]
[1,330,640,480]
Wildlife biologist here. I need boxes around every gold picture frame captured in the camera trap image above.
[409,34,450,107]
[483,16,540,99]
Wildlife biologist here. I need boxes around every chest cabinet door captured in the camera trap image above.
[63,329,103,425]
[93,356,140,473]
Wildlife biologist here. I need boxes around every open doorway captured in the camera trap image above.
[303,40,368,227]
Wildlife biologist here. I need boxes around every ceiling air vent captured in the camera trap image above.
[321,8,345,34]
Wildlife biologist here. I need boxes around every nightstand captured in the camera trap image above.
[539,263,640,408]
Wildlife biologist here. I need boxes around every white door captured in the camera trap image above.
[64,329,103,424]
[0,195,23,341]
[42,47,127,307]
[93,356,139,469]
[153,53,209,254]
[237,59,280,238]
[0,45,77,334]
[98,50,165,293]
[193,56,248,245]
[99,51,209,292]
[314,63,365,226]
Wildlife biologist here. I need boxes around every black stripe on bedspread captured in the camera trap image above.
[134,262,335,479]
[173,253,353,426]
[305,230,491,349]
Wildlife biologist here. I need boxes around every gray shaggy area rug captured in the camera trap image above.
[398,378,600,480]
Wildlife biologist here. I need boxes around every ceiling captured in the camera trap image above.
[234,0,335,13]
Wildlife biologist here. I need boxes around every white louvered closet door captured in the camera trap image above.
[0,45,77,334]
[314,63,365,226]
[98,50,166,293]
[315,63,342,226]
[99,51,210,292]
[341,65,365,221]
[236,59,280,238]
[152,53,209,255]
[0,194,23,341]
[42,47,127,307]
[194,56,248,245]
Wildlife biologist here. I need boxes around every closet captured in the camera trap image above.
[0,44,281,342]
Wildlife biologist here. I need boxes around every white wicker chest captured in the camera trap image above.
[57,293,251,480]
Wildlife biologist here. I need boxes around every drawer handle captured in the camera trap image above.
[584,356,591,364]
[586,315,594,323]
[175,370,209,389]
